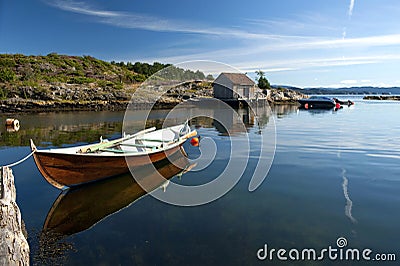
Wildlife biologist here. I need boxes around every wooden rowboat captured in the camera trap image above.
[30,123,197,189]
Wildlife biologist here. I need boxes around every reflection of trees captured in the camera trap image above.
[256,112,270,130]
[0,102,300,147]
[249,102,271,130]
[270,104,298,119]
[187,116,214,128]
[0,122,123,147]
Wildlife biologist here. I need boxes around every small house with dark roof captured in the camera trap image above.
[213,72,263,101]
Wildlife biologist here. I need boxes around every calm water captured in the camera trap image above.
[0,97,399,265]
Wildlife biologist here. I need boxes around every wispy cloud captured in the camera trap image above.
[157,33,400,63]
[302,33,400,49]
[342,27,347,39]
[237,55,385,73]
[348,0,355,17]
[49,0,121,17]
[343,0,355,39]
[149,50,400,77]
[46,0,301,41]
[340,79,358,85]
[340,79,372,85]
[246,17,338,37]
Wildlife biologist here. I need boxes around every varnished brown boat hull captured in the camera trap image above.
[33,144,183,189]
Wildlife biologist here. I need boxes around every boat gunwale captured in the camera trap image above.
[32,125,197,157]
[33,139,185,157]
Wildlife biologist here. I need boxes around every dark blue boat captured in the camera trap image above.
[298,96,336,109]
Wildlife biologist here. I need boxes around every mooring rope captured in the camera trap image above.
[1,150,35,168]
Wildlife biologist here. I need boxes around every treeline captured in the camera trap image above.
[111,61,169,78]
[111,61,213,81]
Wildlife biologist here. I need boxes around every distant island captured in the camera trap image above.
[275,85,400,95]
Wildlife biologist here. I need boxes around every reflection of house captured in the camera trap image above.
[212,101,273,135]
[213,73,263,101]
[213,106,254,136]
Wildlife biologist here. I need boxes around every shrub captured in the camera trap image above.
[0,69,16,82]
[0,87,9,99]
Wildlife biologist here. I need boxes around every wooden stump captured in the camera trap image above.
[0,167,30,266]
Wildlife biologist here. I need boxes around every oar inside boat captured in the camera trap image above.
[78,127,157,153]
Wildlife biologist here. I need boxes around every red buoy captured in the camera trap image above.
[190,137,199,147]
[335,103,341,109]
[304,103,309,109]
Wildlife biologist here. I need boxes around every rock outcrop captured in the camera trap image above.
[267,88,307,104]
[0,167,30,266]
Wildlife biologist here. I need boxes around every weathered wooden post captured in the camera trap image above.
[0,167,30,265]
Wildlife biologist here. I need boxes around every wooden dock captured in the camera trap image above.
[0,167,30,266]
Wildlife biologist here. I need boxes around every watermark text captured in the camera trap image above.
[257,237,396,262]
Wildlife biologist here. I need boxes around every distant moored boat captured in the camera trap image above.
[298,96,336,109]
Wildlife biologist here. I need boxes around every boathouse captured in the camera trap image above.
[213,73,263,101]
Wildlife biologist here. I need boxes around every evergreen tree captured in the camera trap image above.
[255,70,271,90]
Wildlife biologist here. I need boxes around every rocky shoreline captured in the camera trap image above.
[0,98,130,113]
[0,83,306,113]
[0,80,212,113]
[266,88,306,104]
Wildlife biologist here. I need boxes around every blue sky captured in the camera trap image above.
[1,0,400,87]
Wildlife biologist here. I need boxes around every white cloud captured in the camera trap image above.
[49,0,121,17]
[348,0,355,17]
[342,27,347,39]
[284,34,400,51]
[47,0,302,41]
[341,79,358,84]
[153,51,400,76]
[239,58,372,73]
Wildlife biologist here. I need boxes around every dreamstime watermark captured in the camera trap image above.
[257,237,397,262]
[122,61,276,206]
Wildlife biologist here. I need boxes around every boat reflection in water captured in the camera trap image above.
[35,146,193,264]
[42,148,192,236]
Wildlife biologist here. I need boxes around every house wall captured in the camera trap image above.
[213,84,234,99]
[234,85,256,99]
[213,74,234,99]
[213,74,262,100]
